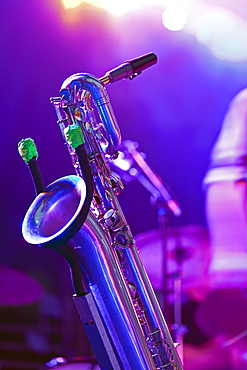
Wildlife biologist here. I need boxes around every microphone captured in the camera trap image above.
[104,52,158,83]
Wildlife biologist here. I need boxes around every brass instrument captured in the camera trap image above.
[19,53,183,370]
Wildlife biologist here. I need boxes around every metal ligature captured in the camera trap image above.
[19,53,184,370]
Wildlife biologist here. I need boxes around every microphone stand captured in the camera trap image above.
[139,179,186,363]
[129,172,171,319]
[122,140,184,332]
[111,140,185,359]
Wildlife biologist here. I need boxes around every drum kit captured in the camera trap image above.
[135,225,247,370]
[1,223,247,369]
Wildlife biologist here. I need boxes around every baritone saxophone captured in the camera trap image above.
[19,53,183,370]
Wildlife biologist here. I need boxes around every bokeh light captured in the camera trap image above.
[195,6,247,62]
[61,0,247,62]
[162,5,188,31]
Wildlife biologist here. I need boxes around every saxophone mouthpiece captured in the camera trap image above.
[103,52,158,84]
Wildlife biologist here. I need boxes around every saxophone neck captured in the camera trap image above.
[60,73,121,156]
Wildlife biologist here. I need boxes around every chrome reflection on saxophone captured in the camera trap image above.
[22,54,183,370]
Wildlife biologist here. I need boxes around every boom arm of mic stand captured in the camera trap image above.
[122,141,184,351]
[123,141,182,217]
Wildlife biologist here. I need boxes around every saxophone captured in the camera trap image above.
[19,53,183,370]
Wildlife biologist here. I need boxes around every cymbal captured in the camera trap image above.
[0,265,44,306]
[135,225,210,292]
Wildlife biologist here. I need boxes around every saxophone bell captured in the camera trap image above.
[22,175,88,248]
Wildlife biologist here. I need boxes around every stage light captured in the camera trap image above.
[62,0,82,8]
[62,0,103,9]
[162,5,187,31]
[101,0,139,17]
[61,0,163,15]
[62,0,83,9]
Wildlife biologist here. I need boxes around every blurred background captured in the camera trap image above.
[1,0,247,369]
